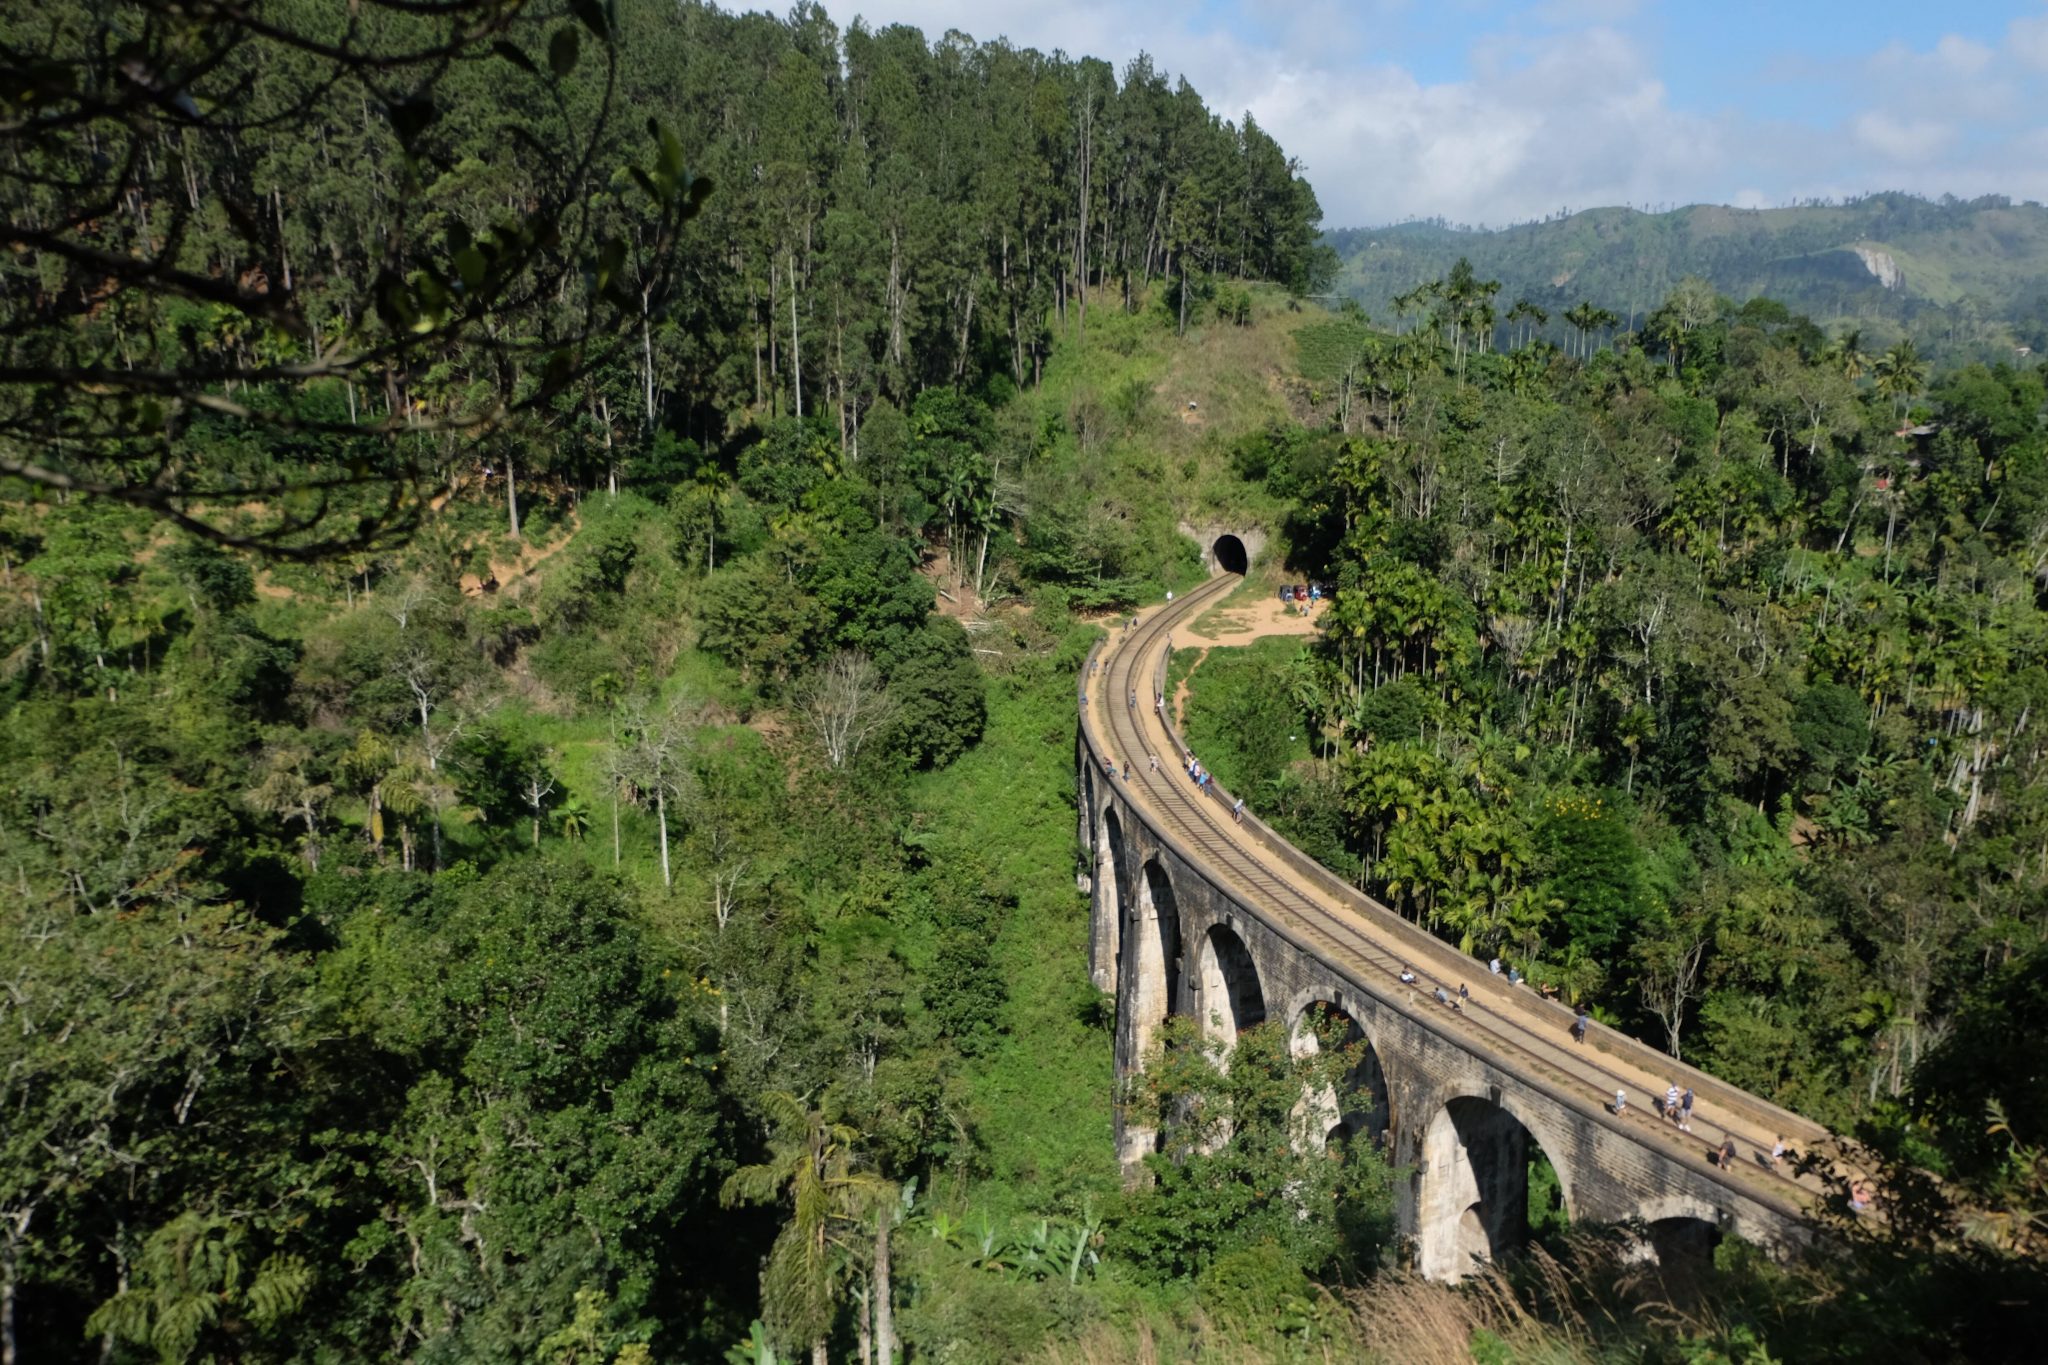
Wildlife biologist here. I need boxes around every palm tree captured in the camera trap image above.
[1587,306,1621,357]
[1830,328,1867,381]
[1506,298,1547,349]
[1563,302,1598,359]
[379,758,432,872]
[1872,340,1927,417]
[340,730,394,859]
[245,741,332,870]
[1504,345,1547,397]
[554,795,593,842]
[1390,286,1421,335]
[723,1093,896,1365]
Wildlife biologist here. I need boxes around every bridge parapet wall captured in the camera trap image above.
[1078,647,1812,1275]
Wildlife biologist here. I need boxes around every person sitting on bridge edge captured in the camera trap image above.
[1489,956,1502,976]
[1507,965,1523,986]
[1399,965,1417,985]
[1571,1009,1590,1044]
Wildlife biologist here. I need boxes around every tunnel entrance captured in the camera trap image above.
[1212,534,1248,575]
[1419,1095,1566,1279]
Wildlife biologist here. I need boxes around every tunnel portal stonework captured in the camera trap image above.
[1180,521,1267,575]
[1080,740,1811,1280]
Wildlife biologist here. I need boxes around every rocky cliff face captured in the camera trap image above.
[1853,244,1904,290]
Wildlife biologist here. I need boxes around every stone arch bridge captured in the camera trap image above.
[1080,570,1829,1279]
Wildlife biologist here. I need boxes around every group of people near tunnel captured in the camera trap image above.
[1278,582,1327,617]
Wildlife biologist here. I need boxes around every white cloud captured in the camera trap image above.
[1530,0,1641,24]
[1932,34,1995,75]
[1851,112,1954,163]
[2010,6,2048,72]
[823,2,2048,227]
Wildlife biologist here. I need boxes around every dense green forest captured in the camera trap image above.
[5,3,2048,1363]
[1327,194,2048,366]
[1205,276,2048,1138]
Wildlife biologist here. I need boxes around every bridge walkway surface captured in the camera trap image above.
[1081,571,1846,1228]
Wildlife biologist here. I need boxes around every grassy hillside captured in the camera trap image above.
[1328,192,2048,361]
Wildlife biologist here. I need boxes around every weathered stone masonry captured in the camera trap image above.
[1080,741,1812,1280]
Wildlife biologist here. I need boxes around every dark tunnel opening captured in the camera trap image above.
[1213,534,1248,574]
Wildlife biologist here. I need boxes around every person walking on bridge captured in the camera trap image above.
[1232,796,1245,824]
[1128,689,1137,711]
[1572,1009,1591,1045]
[1679,1089,1694,1132]
[1614,1089,1628,1117]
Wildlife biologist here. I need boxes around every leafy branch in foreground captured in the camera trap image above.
[0,0,709,556]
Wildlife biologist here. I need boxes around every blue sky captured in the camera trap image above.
[833,1,2048,225]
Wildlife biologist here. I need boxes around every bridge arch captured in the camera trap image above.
[1212,533,1248,575]
[1625,1195,1726,1278]
[1417,1090,1576,1280]
[1126,859,1182,1057]
[1117,858,1184,1163]
[1195,920,1266,1051]
[1092,799,1123,992]
[1290,1000,1391,1152]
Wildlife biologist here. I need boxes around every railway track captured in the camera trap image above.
[1082,573,1841,1220]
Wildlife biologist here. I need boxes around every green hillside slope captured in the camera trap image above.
[1329,193,2048,361]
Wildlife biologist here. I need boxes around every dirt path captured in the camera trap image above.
[1164,578,1328,724]
[461,510,582,595]
[1170,581,1326,650]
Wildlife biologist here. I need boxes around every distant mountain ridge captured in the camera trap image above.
[1325,193,2048,361]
